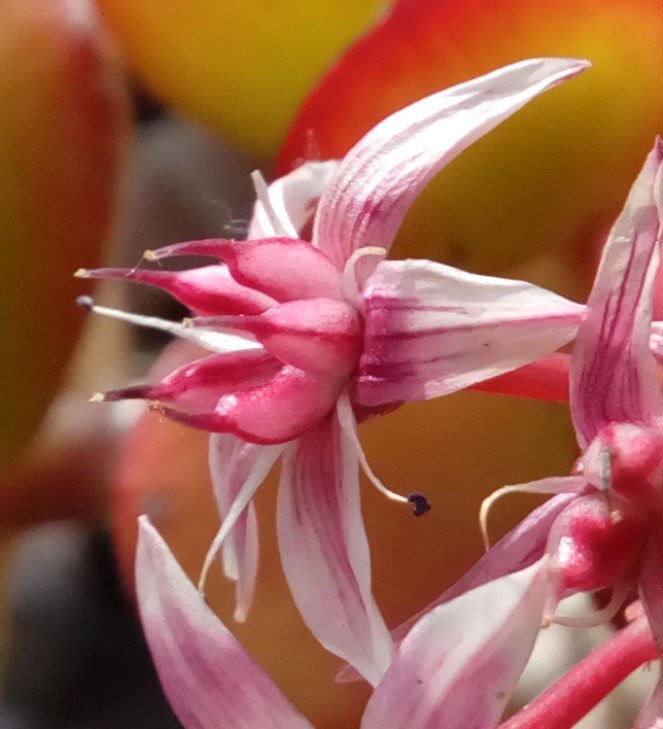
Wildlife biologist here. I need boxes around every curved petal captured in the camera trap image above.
[355,259,583,407]
[311,57,589,268]
[209,434,282,622]
[571,141,663,448]
[277,413,392,686]
[248,161,340,238]
[361,559,549,729]
[136,518,314,729]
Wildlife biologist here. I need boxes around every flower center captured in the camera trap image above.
[583,422,663,512]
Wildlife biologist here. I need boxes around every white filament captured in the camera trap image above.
[82,300,259,353]
[335,393,409,505]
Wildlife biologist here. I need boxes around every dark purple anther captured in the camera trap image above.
[408,492,431,517]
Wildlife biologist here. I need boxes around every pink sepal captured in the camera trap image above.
[150,237,344,303]
[360,560,549,729]
[78,265,275,315]
[234,298,362,376]
[546,492,647,595]
[161,365,344,444]
[103,350,281,414]
[571,141,663,449]
[277,412,393,686]
[136,518,315,729]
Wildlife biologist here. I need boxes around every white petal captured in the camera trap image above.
[249,161,340,238]
[277,413,393,686]
[356,259,583,407]
[209,434,275,621]
[312,58,589,268]
[199,439,283,598]
[361,560,549,729]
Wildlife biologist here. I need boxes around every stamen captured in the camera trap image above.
[408,492,431,516]
[77,297,259,353]
[342,246,387,306]
[480,476,584,550]
[480,485,527,550]
[251,170,293,237]
[335,394,429,511]
[551,585,628,628]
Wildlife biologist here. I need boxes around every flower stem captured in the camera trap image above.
[499,617,657,729]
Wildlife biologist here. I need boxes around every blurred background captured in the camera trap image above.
[0,0,662,726]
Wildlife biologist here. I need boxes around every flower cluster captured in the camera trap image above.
[78,57,663,728]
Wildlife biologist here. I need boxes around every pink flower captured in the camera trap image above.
[393,139,663,712]
[78,58,588,684]
[137,516,549,729]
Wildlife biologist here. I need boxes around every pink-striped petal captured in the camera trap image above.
[360,559,549,729]
[136,518,315,729]
[77,264,275,315]
[277,413,392,686]
[248,161,340,238]
[148,237,344,302]
[103,350,281,414]
[355,259,584,407]
[162,365,344,444]
[208,434,282,621]
[311,58,589,269]
[571,140,663,449]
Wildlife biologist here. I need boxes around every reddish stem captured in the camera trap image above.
[499,617,657,729]
[470,353,571,402]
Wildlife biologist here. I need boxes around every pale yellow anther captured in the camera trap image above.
[143,249,158,261]
[73,268,89,278]
[89,392,105,403]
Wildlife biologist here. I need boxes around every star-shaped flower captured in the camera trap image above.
[78,58,588,684]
